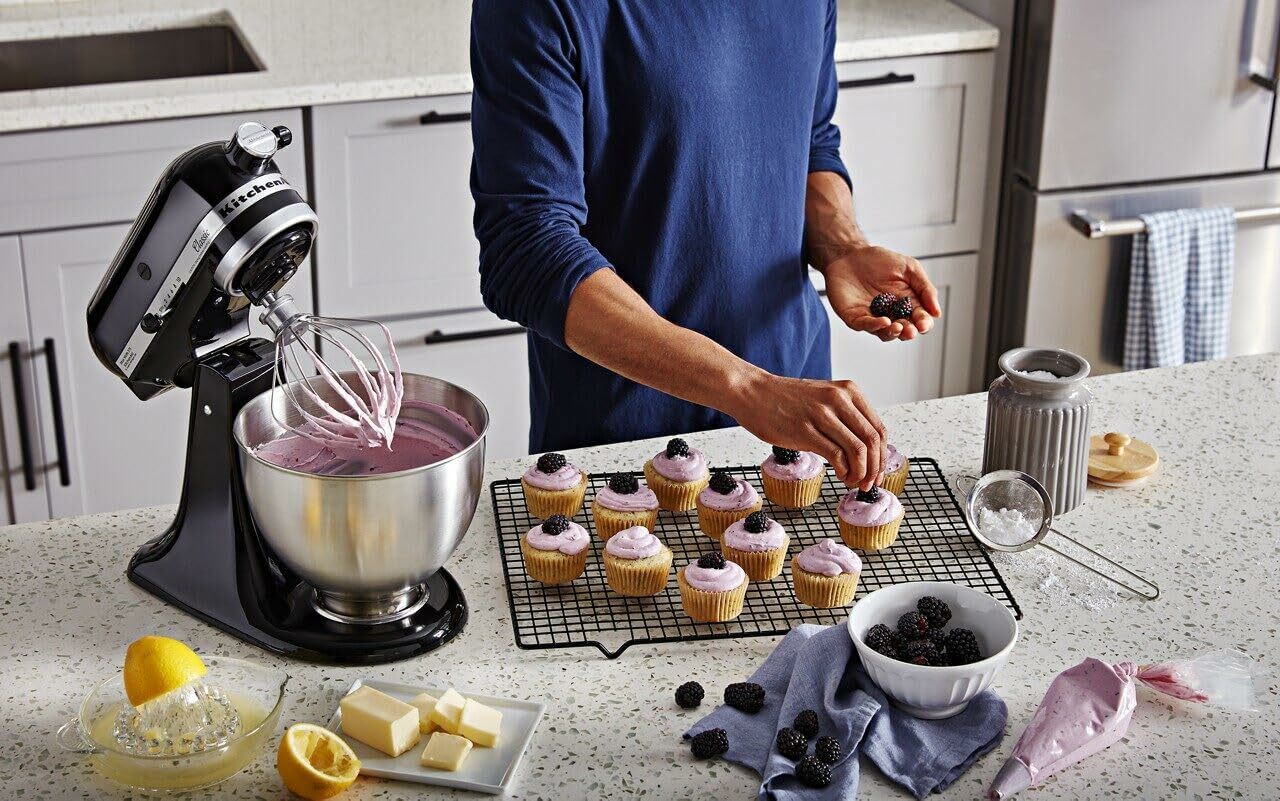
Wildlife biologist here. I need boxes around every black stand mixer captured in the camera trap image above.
[87,122,481,664]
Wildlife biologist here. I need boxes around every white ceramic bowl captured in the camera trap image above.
[846,581,1018,719]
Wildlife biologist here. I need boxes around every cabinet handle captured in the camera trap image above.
[418,110,471,125]
[1247,0,1280,90]
[838,71,915,89]
[42,338,71,488]
[6,341,36,491]
[423,325,524,345]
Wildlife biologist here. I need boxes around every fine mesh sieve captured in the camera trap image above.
[955,470,1159,600]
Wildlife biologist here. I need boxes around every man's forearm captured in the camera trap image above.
[804,171,866,273]
[563,269,766,419]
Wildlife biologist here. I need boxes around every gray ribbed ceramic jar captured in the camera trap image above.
[982,348,1093,516]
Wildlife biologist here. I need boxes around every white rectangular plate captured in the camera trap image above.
[327,679,544,794]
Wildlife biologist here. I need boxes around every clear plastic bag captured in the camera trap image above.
[1133,649,1266,710]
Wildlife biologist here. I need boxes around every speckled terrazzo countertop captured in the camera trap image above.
[0,0,998,133]
[2,354,1277,799]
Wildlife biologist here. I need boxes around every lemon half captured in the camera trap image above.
[122,635,207,707]
[277,723,361,800]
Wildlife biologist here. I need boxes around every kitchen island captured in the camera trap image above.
[2,355,1276,799]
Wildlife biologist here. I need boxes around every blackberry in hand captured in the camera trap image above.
[945,628,983,665]
[775,727,808,761]
[607,473,639,494]
[675,681,704,709]
[536,452,566,473]
[708,470,737,494]
[771,446,800,464]
[905,639,942,666]
[792,709,819,740]
[855,486,881,503]
[814,736,842,765]
[917,596,952,630]
[870,292,897,318]
[889,296,914,320]
[724,682,766,713]
[665,437,690,458]
[796,755,833,788]
[864,623,902,659]
[897,610,931,640]
[697,552,726,570]
[690,728,729,759]
[743,511,770,533]
[541,515,571,535]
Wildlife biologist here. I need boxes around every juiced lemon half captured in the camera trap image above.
[277,723,361,800]
[122,635,207,707]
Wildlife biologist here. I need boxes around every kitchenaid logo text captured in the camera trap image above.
[217,177,287,218]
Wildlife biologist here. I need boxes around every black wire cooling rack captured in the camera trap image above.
[490,457,1021,658]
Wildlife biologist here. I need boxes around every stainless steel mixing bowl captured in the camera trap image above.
[232,373,488,623]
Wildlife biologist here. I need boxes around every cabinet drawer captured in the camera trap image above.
[0,108,307,236]
[310,94,479,319]
[833,51,993,258]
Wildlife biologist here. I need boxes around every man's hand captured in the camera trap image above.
[823,243,942,342]
[727,372,885,489]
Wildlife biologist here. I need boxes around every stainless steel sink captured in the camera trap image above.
[0,24,261,92]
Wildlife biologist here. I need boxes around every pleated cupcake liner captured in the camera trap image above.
[591,504,660,541]
[521,474,589,519]
[644,461,708,511]
[676,567,747,622]
[761,472,823,509]
[791,567,860,608]
[694,500,762,540]
[878,461,910,496]
[720,539,788,581]
[519,536,589,584]
[603,550,673,596]
[838,514,903,551]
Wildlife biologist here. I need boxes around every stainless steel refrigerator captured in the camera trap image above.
[988,0,1280,379]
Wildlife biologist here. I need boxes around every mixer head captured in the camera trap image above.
[87,122,317,400]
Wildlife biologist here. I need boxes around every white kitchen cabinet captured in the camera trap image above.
[0,235,49,525]
[818,254,978,408]
[309,94,480,320]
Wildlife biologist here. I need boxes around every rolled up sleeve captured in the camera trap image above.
[470,0,611,348]
[808,0,851,188]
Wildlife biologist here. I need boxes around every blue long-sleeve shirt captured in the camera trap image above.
[470,0,849,452]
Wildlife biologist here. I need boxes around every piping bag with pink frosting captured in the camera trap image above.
[988,650,1265,799]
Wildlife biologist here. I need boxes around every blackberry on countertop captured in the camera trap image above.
[897,610,931,640]
[743,511,770,534]
[771,446,800,464]
[675,681,704,709]
[697,552,726,570]
[607,473,639,494]
[775,727,808,761]
[945,628,983,665]
[905,639,942,666]
[864,623,902,659]
[792,709,819,739]
[536,452,567,474]
[541,515,571,535]
[689,728,729,759]
[814,736,842,765]
[724,682,766,714]
[708,470,737,495]
[665,437,690,459]
[796,755,833,788]
[917,596,952,630]
[870,292,897,318]
[889,296,914,320]
[854,485,881,503]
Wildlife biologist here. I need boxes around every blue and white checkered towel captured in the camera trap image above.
[1123,207,1235,371]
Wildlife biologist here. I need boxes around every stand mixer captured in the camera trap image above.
[86,122,487,664]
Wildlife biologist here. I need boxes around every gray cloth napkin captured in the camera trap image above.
[685,624,1006,800]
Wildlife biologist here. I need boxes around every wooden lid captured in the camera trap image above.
[1088,432,1159,486]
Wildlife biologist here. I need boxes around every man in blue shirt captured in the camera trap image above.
[471,0,940,489]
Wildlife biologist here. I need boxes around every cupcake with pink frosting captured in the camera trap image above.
[877,443,910,495]
[521,452,588,519]
[519,514,591,584]
[602,525,672,596]
[676,552,749,622]
[761,446,825,509]
[591,473,660,540]
[790,538,862,608]
[695,469,763,539]
[837,484,904,551]
[643,437,710,511]
[720,510,789,581]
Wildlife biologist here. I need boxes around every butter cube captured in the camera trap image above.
[458,698,503,747]
[428,687,466,735]
[409,692,441,734]
[339,685,420,757]
[420,731,473,771]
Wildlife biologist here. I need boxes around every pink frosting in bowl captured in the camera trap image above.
[604,526,665,560]
[698,477,760,511]
[762,450,824,481]
[524,519,590,555]
[682,560,747,592]
[524,461,583,491]
[595,482,659,512]
[838,487,903,527]
[722,516,787,552]
[650,448,708,483]
[795,538,861,576]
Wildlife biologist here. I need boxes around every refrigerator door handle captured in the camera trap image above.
[1068,204,1280,238]
[1248,0,1280,90]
